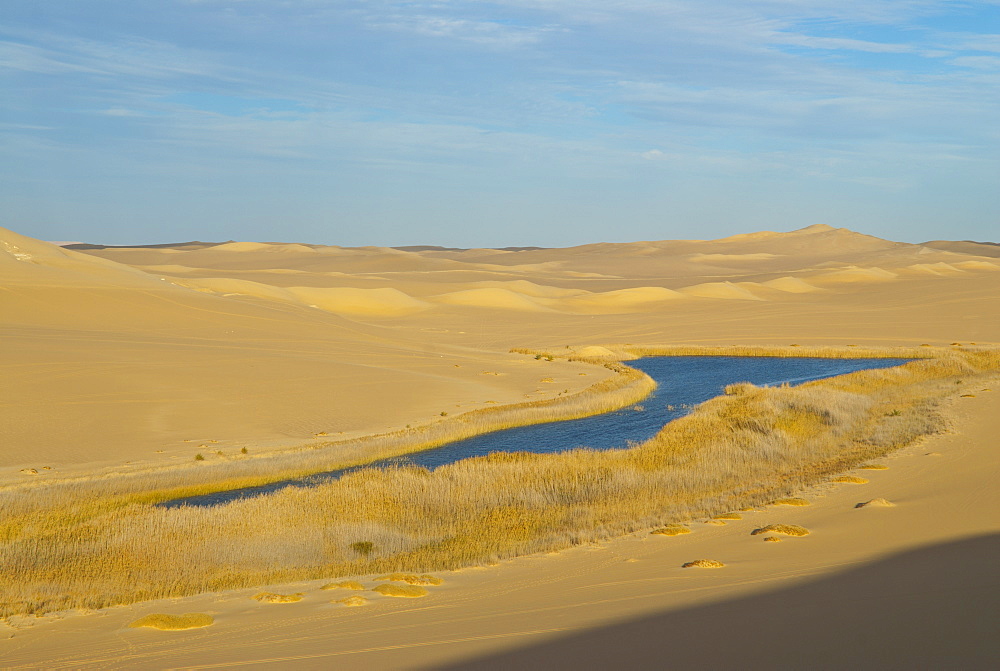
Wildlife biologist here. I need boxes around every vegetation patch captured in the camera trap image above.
[375,573,443,586]
[252,592,304,604]
[1,345,996,617]
[333,595,368,606]
[712,513,742,520]
[651,525,691,536]
[772,497,810,506]
[372,583,428,598]
[321,580,365,591]
[831,475,869,484]
[128,613,214,630]
[682,559,725,568]
[751,524,810,537]
[859,464,889,470]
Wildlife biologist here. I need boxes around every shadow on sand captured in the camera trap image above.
[443,533,1000,670]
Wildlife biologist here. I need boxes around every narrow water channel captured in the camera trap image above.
[165,356,908,508]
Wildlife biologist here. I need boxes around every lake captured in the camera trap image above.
[165,356,909,508]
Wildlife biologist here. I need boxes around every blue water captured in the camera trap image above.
[165,356,908,508]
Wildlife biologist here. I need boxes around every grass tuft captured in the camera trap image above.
[772,497,810,506]
[375,573,443,586]
[128,613,214,630]
[751,524,810,537]
[651,525,691,536]
[252,592,304,603]
[831,475,869,484]
[372,583,428,598]
[321,580,365,591]
[681,559,725,568]
[334,595,367,606]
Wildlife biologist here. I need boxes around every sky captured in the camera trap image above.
[2,1,999,247]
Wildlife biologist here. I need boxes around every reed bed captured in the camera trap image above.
[1,346,998,618]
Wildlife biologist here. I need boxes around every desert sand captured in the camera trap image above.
[1,223,998,668]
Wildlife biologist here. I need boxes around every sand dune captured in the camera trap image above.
[431,287,554,311]
[679,281,762,300]
[760,276,822,293]
[812,266,898,283]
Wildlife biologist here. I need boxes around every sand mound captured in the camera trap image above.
[137,264,197,273]
[681,559,725,568]
[333,595,368,606]
[128,613,214,630]
[252,592,304,603]
[467,280,584,298]
[831,475,869,484]
[751,524,810,536]
[772,497,810,506]
[376,573,444,586]
[761,277,821,293]
[0,226,166,287]
[564,287,685,312]
[172,277,295,302]
[211,241,273,252]
[651,525,691,536]
[855,498,896,508]
[372,583,428,598]
[321,580,365,591]
[431,288,552,311]
[814,267,898,283]
[689,253,779,263]
[953,260,1000,271]
[905,262,965,276]
[679,282,761,300]
[287,287,430,316]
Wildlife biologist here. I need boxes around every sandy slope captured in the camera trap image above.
[2,223,999,667]
[4,222,999,473]
[2,386,996,669]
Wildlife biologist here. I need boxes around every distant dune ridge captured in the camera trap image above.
[2,222,1000,471]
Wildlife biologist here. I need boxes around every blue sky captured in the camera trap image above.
[2,1,998,247]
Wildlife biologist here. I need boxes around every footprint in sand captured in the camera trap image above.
[129,613,214,630]
[855,498,896,508]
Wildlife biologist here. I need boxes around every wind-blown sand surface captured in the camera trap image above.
[2,223,999,667]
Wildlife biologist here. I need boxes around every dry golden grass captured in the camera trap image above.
[651,525,691,536]
[772,498,810,506]
[375,573,443,586]
[128,613,214,630]
[712,513,742,520]
[859,463,889,470]
[320,580,365,591]
[372,583,428,598]
[334,595,367,606]
[1,345,997,617]
[682,559,725,568]
[831,475,869,484]
[252,592,304,604]
[763,536,783,542]
[751,524,810,536]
